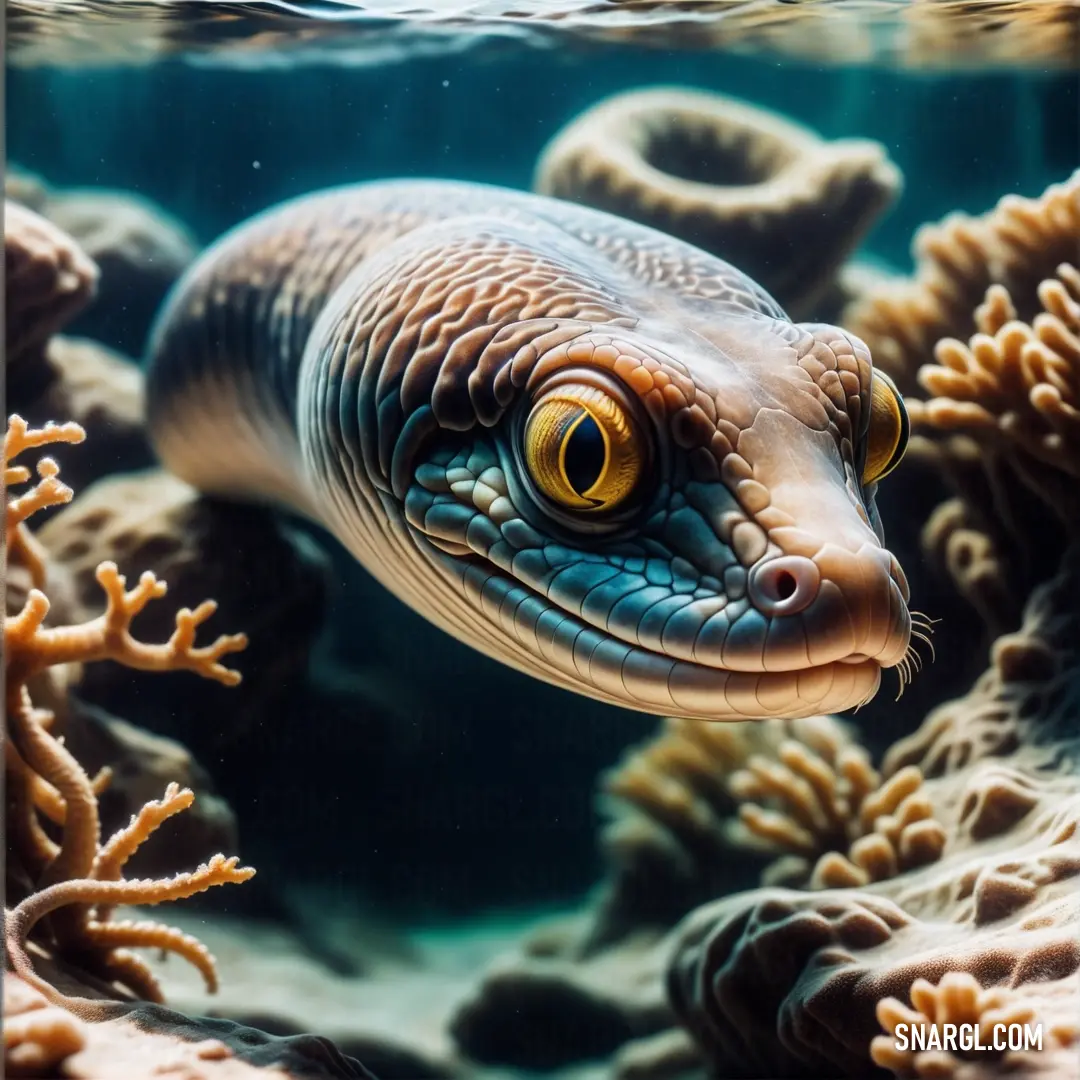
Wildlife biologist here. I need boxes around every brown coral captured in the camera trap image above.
[580,713,946,954]
[912,263,1080,521]
[847,175,1080,631]
[582,716,836,950]
[873,968,1079,1079]
[535,87,900,318]
[4,201,99,369]
[4,972,88,1077]
[731,737,946,891]
[845,171,1080,397]
[666,546,1080,1078]
[3,414,254,1025]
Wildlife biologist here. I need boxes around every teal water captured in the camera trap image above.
[4,6,1079,1075]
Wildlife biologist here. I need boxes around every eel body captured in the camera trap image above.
[146,180,911,721]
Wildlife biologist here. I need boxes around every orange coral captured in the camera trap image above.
[912,263,1080,518]
[3,414,254,1023]
[731,736,946,889]
[871,970,1075,1079]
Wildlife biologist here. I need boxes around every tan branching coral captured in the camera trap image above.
[844,171,1080,396]
[911,263,1080,520]
[731,737,946,890]
[3,414,254,1025]
[535,87,900,318]
[582,713,947,952]
[872,970,1076,1079]
[581,716,845,949]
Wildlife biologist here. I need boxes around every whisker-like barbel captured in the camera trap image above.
[146,180,912,721]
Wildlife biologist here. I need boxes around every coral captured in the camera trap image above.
[4,200,98,369]
[3,414,254,1027]
[4,967,374,1080]
[731,740,946,892]
[579,714,946,953]
[665,546,1080,1078]
[844,171,1080,397]
[535,87,900,318]
[847,175,1080,632]
[584,715,810,947]
[872,970,1076,1079]
[911,263,1080,522]
[10,172,198,355]
[4,972,88,1077]
[34,468,330,740]
[61,704,239,881]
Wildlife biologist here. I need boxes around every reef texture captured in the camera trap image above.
[580,713,949,956]
[5,193,153,486]
[7,168,198,355]
[4,414,254,1018]
[5,200,99,370]
[845,172,1079,399]
[535,87,900,319]
[847,173,1080,636]
[655,175,1080,1080]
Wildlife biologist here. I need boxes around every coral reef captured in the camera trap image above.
[846,174,1080,636]
[872,969,1075,1079]
[568,713,947,958]
[5,201,98,371]
[7,168,198,355]
[6,92,1077,1080]
[659,177,1080,1080]
[4,414,253,1021]
[5,195,152,487]
[844,172,1080,398]
[535,87,900,319]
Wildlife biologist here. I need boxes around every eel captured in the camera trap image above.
[145,180,912,721]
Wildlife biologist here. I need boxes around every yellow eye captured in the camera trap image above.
[523,384,643,512]
[862,369,909,485]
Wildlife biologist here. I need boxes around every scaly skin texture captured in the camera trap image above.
[146,180,910,720]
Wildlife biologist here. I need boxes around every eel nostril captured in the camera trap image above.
[775,571,797,601]
[748,555,821,616]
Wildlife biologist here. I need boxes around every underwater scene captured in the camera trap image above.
[4,2,1080,1078]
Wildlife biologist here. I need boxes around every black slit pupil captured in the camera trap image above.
[564,414,606,497]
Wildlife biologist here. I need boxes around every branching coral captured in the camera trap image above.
[535,87,900,318]
[3,414,255,1024]
[665,544,1080,1078]
[871,970,1073,1079]
[847,175,1080,632]
[730,737,946,891]
[844,171,1080,397]
[911,263,1080,521]
[579,713,947,953]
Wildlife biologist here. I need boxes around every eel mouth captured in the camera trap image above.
[441,550,892,721]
